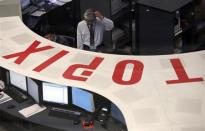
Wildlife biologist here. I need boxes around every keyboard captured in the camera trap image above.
[49,107,81,120]
[4,87,28,103]
[23,5,39,15]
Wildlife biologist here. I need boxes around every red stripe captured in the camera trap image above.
[33,50,69,72]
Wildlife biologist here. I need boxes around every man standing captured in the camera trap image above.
[77,9,114,51]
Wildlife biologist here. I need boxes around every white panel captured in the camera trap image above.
[27,78,39,103]
[0,0,22,18]
[9,71,27,91]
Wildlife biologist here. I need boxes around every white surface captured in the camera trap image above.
[0,92,11,104]
[9,71,27,91]
[27,78,39,103]
[50,0,64,6]
[42,82,68,104]
[0,0,22,18]
[30,10,46,17]
[0,16,204,131]
[19,104,46,118]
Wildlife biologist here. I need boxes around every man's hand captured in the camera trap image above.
[95,11,104,20]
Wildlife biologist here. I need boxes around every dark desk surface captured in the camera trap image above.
[137,0,193,12]
[0,99,107,131]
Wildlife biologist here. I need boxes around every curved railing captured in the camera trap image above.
[0,16,205,131]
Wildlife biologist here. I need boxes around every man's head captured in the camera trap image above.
[84,9,96,25]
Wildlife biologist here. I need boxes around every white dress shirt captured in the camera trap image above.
[77,17,114,49]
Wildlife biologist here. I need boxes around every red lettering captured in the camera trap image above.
[3,40,53,64]
[63,57,104,81]
[112,60,144,85]
[33,50,69,72]
[166,58,204,84]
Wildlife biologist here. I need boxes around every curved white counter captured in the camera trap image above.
[0,16,205,131]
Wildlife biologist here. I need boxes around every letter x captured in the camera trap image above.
[3,40,54,64]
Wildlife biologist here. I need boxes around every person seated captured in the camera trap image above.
[44,33,73,46]
[77,9,114,52]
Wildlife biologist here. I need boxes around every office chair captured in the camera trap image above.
[44,33,75,47]
[59,35,75,47]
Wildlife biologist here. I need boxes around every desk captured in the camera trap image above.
[0,16,205,131]
[23,1,74,36]
[0,99,107,131]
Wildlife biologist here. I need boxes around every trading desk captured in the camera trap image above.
[23,1,73,35]
[0,99,106,131]
[0,16,205,131]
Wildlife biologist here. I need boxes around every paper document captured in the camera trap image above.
[0,92,11,104]
[51,1,65,6]
[19,104,46,118]
[56,0,72,3]
[30,10,46,17]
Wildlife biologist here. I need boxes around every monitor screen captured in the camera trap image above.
[27,78,39,103]
[111,103,126,124]
[72,87,95,112]
[20,0,31,10]
[9,71,27,91]
[42,82,68,105]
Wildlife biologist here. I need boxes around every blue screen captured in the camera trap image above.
[111,103,126,124]
[72,87,95,112]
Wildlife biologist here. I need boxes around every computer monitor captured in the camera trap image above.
[9,71,27,92]
[42,82,68,105]
[20,0,31,10]
[72,87,95,112]
[110,103,126,124]
[27,78,39,103]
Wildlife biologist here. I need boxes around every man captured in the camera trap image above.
[44,33,70,46]
[77,9,114,51]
